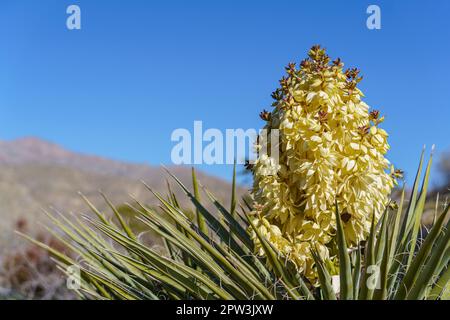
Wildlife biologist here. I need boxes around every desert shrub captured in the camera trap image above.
[1,218,75,300]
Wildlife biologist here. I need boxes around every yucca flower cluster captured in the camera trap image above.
[250,45,398,281]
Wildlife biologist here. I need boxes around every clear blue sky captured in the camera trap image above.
[0,0,449,186]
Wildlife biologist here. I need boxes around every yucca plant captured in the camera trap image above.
[19,46,449,300]
[18,154,449,300]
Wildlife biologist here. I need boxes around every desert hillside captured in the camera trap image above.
[0,137,247,245]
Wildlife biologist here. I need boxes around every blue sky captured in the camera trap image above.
[0,0,449,186]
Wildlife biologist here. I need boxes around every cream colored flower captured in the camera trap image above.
[249,46,397,283]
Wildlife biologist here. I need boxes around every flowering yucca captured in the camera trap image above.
[250,45,399,281]
[23,45,447,300]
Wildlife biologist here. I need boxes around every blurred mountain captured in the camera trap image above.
[437,150,450,192]
[0,137,247,241]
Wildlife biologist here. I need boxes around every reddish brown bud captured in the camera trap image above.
[341,213,352,223]
[369,110,380,120]
[259,109,271,121]
[358,125,370,136]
